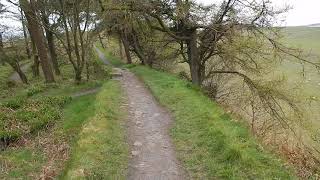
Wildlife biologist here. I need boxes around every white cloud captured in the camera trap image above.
[196,0,320,26]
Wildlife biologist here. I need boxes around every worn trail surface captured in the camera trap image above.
[121,70,185,179]
[95,48,186,179]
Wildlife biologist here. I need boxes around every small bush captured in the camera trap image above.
[123,64,136,69]
[6,80,16,88]
[2,96,26,110]
[178,71,190,81]
[25,84,46,97]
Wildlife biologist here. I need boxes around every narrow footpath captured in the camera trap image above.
[95,48,186,179]
[9,63,30,83]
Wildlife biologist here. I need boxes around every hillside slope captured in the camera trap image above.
[129,65,296,179]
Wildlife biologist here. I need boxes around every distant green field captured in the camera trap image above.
[276,27,320,151]
[283,27,320,52]
[280,27,320,98]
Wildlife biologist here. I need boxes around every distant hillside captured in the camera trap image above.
[282,26,320,53]
[306,23,320,27]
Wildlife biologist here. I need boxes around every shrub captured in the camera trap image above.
[2,96,27,110]
[25,84,46,97]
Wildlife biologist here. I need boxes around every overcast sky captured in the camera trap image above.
[197,0,320,26]
[1,0,320,30]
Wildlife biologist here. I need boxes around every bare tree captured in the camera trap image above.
[19,0,55,83]
[38,0,61,75]
[0,34,28,84]
[56,0,97,83]
[19,8,31,59]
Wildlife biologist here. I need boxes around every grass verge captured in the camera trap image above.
[62,80,128,179]
[130,65,296,179]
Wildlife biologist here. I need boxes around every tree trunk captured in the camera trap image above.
[42,14,60,75]
[30,38,40,77]
[131,32,146,65]
[58,0,74,67]
[16,66,28,84]
[187,30,203,86]
[20,8,31,59]
[120,32,132,64]
[7,61,28,84]
[72,4,84,83]
[119,35,124,59]
[75,69,82,84]
[0,33,4,65]
[86,62,90,81]
[0,33,3,49]
[146,50,156,67]
[26,14,40,77]
[20,0,55,83]
[99,34,105,49]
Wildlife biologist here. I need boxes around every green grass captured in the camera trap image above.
[0,93,97,180]
[130,65,296,179]
[282,27,320,52]
[0,51,115,179]
[0,149,46,179]
[0,64,14,98]
[0,95,71,142]
[0,64,13,87]
[62,80,128,179]
[61,94,97,135]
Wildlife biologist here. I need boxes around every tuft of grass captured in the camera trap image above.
[0,64,13,89]
[61,94,97,135]
[0,96,71,143]
[0,149,46,179]
[130,65,296,179]
[0,93,99,179]
[62,80,128,179]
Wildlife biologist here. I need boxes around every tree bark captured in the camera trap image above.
[30,37,40,77]
[15,64,28,84]
[72,4,84,84]
[120,32,132,64]
[186,30,203,86]
[119,35,124,59]
[99,34,105,49]
[58,0,74,67]
[42,14,61,75]
[20,8,31,59]
[20,0,55,83]
[0,33,3,49]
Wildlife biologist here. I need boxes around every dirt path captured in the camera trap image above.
[94,48,186,179]
[9,63,31,83]
[71,88,100,98]
[121,70,186,179]
[94,46,110,65]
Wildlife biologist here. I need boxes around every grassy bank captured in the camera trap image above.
[0,94,90,179]
[0,85,99,179]
[0,50,118,178]
[130,65,296,179]
[62,80,128,179]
